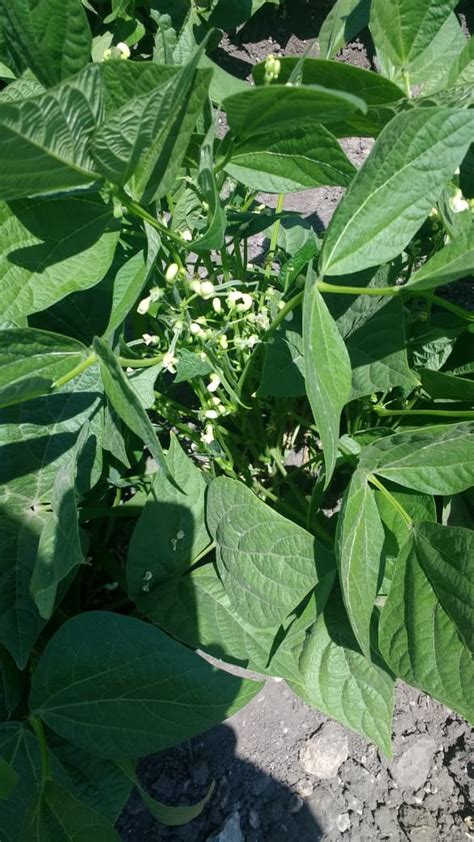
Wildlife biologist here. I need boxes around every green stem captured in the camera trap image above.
[423,292,474,322]
[52,353,96,389]
[368,474,412,527]
[118,355,163,368]
[264,193,284,282]
[402,69,412,99]
[119,193,184,246]
[374,406,474,419]
[30,716,50,781]
[190,541,216,567]
[317,280,402,297]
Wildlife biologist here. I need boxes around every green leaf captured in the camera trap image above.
[419,367,474,403]
[320,108,474,277]
[93,336,169,479]
[225,122,356,193]
[369,0,459,68]
[117,759,214,826]
[0,0,92,88]
[174,349,212,383]
[318,0,371,59]
[0,724,49,840]
[337,471,386,657]
[379,532,473,721]
[192,124,226,252]
[208,0,275,29]
[0,756,18,799]
[406,227,474,291]
[0,328,89,408]
[127,434,211,599]
[20,779,120,842]
[0,77,44,102]
[407,14,467,95]
[360,422,474,495]
[104,251,147,337]
[0,196,119,321]
[374,485,436,590]
[0,365,103,667]
[99,61,178,114]
[447,33,474,88]
[206,477,336,629]
[303,274,352,484]
[295,590,394,756]
[91,53,211,204]
[258,311,305,398]
[0,644,24,718]
[0,66,103,200]
[223,84,367,140]
[30,611,262,759]
[414,521,473,652]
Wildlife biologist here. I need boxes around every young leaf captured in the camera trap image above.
[318,0,371,59]
[319,108,474,277]
[127,434,211,600]
[337,470,386,657]
[93,336,169,479]
[303,274,352,484]
[0,195,119,322]
[30,611,262,759]
[0,65,103,200]
[414,522,474,652]
[0,0,92,88]
[223,85,367,140]
[117,759,214,826]
[20,779,120,842]
[0,328,89,408]
[405,227,474,291]
[379,532,473,721]
[295,590,394,756]
[225,122,356,193]
[104,252,147,338]
[206,477,336,629]
[0,756,18,800]
[192,123,226,252]
[369,0,459,68]
[359,422,474,495]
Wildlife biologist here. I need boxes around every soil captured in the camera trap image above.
[119,6,474,840]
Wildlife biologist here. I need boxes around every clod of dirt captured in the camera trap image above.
[336,812,351,833]
[299,722,349,779]
[391,736,438,791]
[206,811,243,842]
[398,805,439,842]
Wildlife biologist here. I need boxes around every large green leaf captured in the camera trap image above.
[20,779,120,842]
[225,122,356,192]
[407,14,467,95]
[295,590,394,756]
[318,0,371,59]
[103,251,147,338]
[359,422,474,494]
[127,434,211,600]
[369,0,458,68]
[30,611,262,759]
[223,84,367,140]
[258,311,306,398]
[99,61,178,114]
[319,108,474,277]
[0,328,88,408]
[0,196,119,321]
[0,366,103,667]
[207,0,275,29]
[0,724,43,841]
[379,532,473,721]
[337,471,386,657]
[406,227,474,291]
[0,66,103,200]
[414,521,473,652]
[91,53,211,204]
[206,476,335,630]
[0,0,91,88]
[117,759,213,827]
[419,367,474,403]
[303,274,352,484]
[0,756,18,800]
[93,337,169,478]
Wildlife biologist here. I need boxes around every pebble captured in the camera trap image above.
[296,778,314,797]
[207,812,244,842]
[299,723,349,779]
[287,794,304,813]
[251,772,271,796]
[191,760,210,786]
[336,812,351,833]
[248,808,260,829]
[392,737,437,791]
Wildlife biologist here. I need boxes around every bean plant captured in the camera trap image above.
[0,0,473,835]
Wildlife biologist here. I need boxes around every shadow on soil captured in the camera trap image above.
[118,723,323,841]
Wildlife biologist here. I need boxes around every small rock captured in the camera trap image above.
[399,805,438,842]
[207,812,244,842]
[248,808,260,830]
[374,805,400,837]
[251,772,271,796]
[288,794,304,813]
[346,795,363,815]
[392,737,437,791]
[299,723,349,779]
[296,778,314,798]
[336,812,351,833]
[191,760,209,787]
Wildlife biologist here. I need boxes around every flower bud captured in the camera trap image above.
[212,297,222,314]
[165,263,180,283]
[137,295,151,315]
[207,374,221,393]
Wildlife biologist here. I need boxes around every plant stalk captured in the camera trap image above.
[30,716,50,781]
[368,474,412,526]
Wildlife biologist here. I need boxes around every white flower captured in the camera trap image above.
[201,424,215,445]
[190,322,204,337]
[142,333,158,346]
[137,295,151,315]
[449,188,469,214]
[180,229,193,242]
[247,334,259,348]
[219,335,228,350]
[200,280,215,299]
[204,409,219,419]
[162,351,178,373]
[237,293,253,312]
[165,263,179,283]
[212,297,222,314]
[116,42,131,59]
[207,374,221,393]
[227,290,242,307]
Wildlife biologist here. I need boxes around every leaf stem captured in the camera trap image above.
[368,474,412,527]
[422,292,474,323]
[119,193,185,246]
[118,355,163,369]
[264,193,284,282]
[30,716,50,781]
[51,353,97,389]
[317,280,402,297]
[374,406,474,419]
[402,69,411,99]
